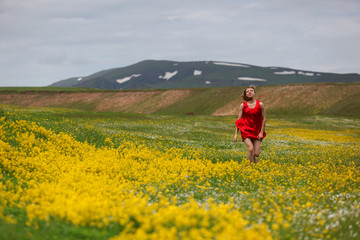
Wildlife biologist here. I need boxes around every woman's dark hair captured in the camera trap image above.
[242,86,256,101]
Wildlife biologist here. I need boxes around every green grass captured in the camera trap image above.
[0,87,161,93]
[0,214,123,240]
[1,104,359,165]
[0,87,99,93]
[0,105,359,239]
[156,87,241,115]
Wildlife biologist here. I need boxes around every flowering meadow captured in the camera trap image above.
[0,106,359,240]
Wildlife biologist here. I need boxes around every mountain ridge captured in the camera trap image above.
[50,60,360,89]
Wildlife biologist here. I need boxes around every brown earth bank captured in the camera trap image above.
[213,83,360,116]
[0,83,359,116]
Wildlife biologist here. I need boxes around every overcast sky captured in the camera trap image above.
[1,0,359,87]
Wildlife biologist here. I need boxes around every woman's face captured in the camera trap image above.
[245,88,255,98]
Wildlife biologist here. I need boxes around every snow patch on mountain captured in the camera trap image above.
[77,78,83,81]
[238,77,267,82]
[213,62,249,68]
[298,71,315,76]
[194,70,202,76]
[116,74,141,84]
[159,71,178,81]
[274,71,296,75]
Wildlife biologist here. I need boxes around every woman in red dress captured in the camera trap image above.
[233,86,266,164]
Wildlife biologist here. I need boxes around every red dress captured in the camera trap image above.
[235,100,266,141]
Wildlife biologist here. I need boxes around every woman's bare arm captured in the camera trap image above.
[233,104,244,142]
[258,102,266,139]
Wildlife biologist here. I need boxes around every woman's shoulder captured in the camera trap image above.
[257,100,265,108]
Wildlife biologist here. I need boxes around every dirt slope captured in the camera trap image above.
[0,90,193,114]
[1,83,359,116]
[213,83,360,116]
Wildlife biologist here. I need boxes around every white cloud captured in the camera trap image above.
[0,0,359,86]
[163,8,230,23]
[50,17,90,24]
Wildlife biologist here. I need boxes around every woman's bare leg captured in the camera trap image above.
[253,139,261,163]
[244,138,255,163]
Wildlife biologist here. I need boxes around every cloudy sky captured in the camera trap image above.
[1,0,359,87]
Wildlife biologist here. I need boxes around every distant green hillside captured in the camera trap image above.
[1,83,359,117]
[50,60,360,90]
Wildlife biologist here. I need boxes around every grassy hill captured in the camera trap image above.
[50,60,360,90]
[1,82,360,117]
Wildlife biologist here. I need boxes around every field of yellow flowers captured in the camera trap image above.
[0,106,359,240]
